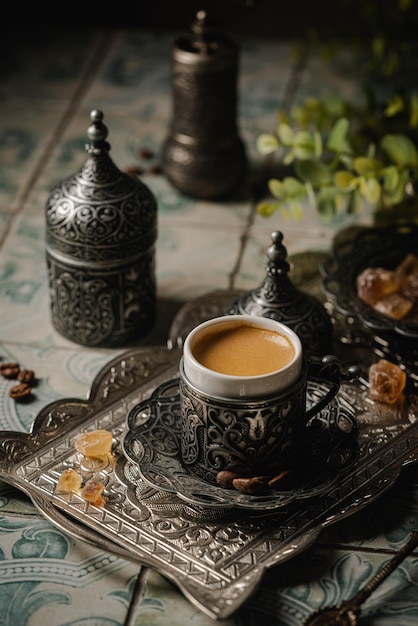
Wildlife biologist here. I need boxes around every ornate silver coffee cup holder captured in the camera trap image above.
[0,289,417,619]
[123,375,359,514]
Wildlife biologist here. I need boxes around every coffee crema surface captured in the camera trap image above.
[191,323,295,376]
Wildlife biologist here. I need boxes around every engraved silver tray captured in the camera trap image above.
[0,293,417,620]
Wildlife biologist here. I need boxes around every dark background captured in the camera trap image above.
[130,0,417,40]
[8,1,418,41]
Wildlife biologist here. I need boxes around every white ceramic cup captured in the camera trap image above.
[182,314,303,400]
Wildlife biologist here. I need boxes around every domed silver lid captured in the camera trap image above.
[225,231,333,356]
[46,110,157,263]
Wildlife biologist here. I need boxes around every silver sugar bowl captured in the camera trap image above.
[162,10,247,200]
[45,110,158,347]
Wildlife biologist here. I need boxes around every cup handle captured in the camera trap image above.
[305,355,360,421]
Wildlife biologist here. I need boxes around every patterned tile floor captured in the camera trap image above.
[0,20,417,626]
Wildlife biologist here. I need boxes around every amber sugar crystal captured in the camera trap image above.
[369,359,407,404]
[357,254,418,321]
[373,292,412,320]
[56,468,83,494]
[357,267,400,306]
[75,429,113,459]
[80,479,105,506]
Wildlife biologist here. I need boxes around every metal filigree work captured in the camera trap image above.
[177,356,359,486]
[123,377,359,512]
[45,110,157,347]
[0,290,417,619]
[179,361,309,484]
[226,232,333,356]
[47,252,155,347]
[162,11,247,199]
[46,163,156,262]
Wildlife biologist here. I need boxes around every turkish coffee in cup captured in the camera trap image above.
[192,322,295,376]
[179,315,352,488]
[182,315,302,400]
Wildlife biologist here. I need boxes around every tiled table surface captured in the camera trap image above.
[0,24,417,626]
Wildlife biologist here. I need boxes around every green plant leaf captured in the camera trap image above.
[339,152,355,170]
[334,170,357,190]
[257,201,279,217]
[353,157,381,175]
[256,133,279,155]
[268,178,285,198]
[293,131,315,159]
[283,150,296,165]
[326,117,350,153]
[296,159,332,185]
[382,165,400,193]
[359,177,381,204]
[282,176,306,197]
[380,133,418,166]
[384,94,404,117]
[317,186,337,222]
[277,123,294,145]
[345,189,363,214]
[313,131,323,157]
[305,181,317,210]
[383,169,410,205]
[323,94,347,119]
[409,93,418,128]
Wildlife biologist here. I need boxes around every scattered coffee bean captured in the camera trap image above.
[0,357,37,402]
[147,164,163,175]
[216,470,241,489]
[17,369,35,384]
[138,147,154,160]
[216,468,294,493]
[9,382,32,401]
[0,362,20,379]
[232,476,268,495]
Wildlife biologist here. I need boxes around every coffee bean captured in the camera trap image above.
[9,382,32,401]
[138,147,154,160]
[232,476,268,495]
[147,164,163,175]
[216,470,240,489]
[17,369,35,384]
[0,362,20,379]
